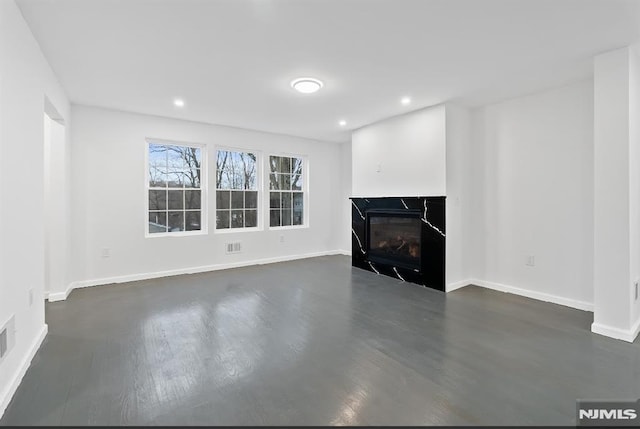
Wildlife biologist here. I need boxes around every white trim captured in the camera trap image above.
[337,249,352,256]
[146,229,207,238]
[214,226,262,234]
[446,279,472,292]
[48,286,72,302]
[49,250,348,301]
[268,225,309,231]
[0,324,48,419]
[350,194,447,199]
[469,279,594,312]
[631,316,640,342]
[592,320,640,343]
[633,316,640,342]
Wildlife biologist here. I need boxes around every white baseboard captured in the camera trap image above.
[446,279,472,292]
[591,320,640,343]
[337,249,352,256]
[468,279,594,312]
[633,316,640,342]
[48,250,347,302]
[0,324,48,419]
[47,286,72,302]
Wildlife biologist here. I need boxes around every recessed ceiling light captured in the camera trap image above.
[339,120,347,126]
[174,98,185,107]
[291,77,323,94]
[401,97,411,105]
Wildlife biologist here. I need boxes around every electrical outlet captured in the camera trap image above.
[101,248,110,258]
[526,255,535,267]
[29,288,34,306]
[280,235,285,243]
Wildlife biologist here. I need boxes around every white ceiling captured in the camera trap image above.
[17,0,640,143]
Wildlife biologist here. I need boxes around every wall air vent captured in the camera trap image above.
[225,242,242,254]
[0,328,7,358]
[0,315,15,362]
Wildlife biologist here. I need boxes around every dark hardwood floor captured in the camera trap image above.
[1,255,638,426]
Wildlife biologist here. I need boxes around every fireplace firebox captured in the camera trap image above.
[351,197,445,291]
[367,211,422,270]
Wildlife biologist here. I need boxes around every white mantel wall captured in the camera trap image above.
[352,105,446,198]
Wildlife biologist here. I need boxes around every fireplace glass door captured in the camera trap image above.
[367,213,421,270]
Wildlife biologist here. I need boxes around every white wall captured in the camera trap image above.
[592,46,639,340]
[445,104,471,287]
[43,114,69,296]
[338,142,352,253]
[68,106,344,288]
[43,115,51,294]
[351,105,446,198]
[629,46,640,331]
[470,80,594,310]
[0,0,70,417]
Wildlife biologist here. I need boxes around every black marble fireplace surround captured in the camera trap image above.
[351,196,445,291]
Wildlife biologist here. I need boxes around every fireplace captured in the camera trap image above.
[367,211,422,270]
[351,197,445,291]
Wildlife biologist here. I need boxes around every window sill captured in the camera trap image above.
[214,227,263,234]
[268,225,308,231]
[146,230,207,238]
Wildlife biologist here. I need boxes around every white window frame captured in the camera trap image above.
[145,138,207,238]
[214,147,262,234]
[267,152,309,230]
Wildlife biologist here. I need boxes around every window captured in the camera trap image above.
[269,155,304,227]
[216,150,258,229]
[147,142,204,235]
